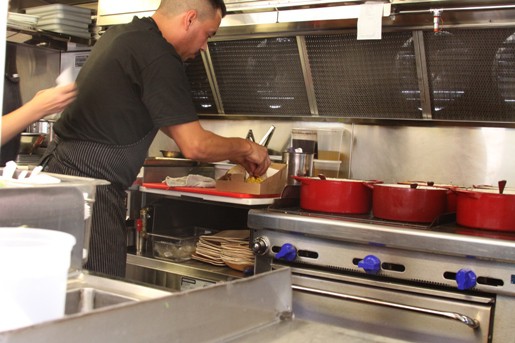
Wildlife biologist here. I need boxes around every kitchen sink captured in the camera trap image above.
[0,268,293,343]
[65,288,136,315]
[65,271,171,315]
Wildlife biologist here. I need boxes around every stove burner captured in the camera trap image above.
[268,197,515,242]
[268,205,457,230]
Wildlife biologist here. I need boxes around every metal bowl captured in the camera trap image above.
[160,150,183,158]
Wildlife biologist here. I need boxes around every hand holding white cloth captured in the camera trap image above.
[164,174,216,188]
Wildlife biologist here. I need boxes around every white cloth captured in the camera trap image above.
[164,174,215,188]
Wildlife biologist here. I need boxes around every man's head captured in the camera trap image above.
[153,0,226,61]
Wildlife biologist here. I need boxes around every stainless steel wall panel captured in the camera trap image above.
[349,124,515,185]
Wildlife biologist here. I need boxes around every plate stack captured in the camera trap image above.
[7,12,40,30]
[25,4,93,39]
[192,230,255,272]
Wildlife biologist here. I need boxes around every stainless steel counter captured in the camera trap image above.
[0,268,414,343]
[124,256,413,342]
[227,319,412,343]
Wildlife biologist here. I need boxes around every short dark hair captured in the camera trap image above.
[158,0,227,19]
[208,0,227,17]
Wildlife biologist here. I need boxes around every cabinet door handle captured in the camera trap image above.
[292,285,480,329]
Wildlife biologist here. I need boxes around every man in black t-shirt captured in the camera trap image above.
[41,0,271,277]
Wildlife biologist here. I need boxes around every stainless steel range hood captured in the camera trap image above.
[96,0,383,27]
[95,0,515,34]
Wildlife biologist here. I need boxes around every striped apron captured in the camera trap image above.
[40,129,157,277]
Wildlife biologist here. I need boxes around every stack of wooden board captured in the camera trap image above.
[192,230,254,271]
[25,4,92,39]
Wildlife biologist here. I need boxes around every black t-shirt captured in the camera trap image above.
[54,17,198,145]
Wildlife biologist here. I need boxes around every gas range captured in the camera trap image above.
[249,201,515,295]
[248,199,515,341]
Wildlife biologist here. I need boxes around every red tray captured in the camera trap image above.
[142,183,279,199]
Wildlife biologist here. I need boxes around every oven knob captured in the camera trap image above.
[456,269,477,290]
[358,255,381,274]
[275,243,297,262]
[251,236,270,255]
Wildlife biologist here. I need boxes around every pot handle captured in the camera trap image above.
[362,180,382,189]
[434,184,457,191]
[444,186,458,195]
[292,175,311,184]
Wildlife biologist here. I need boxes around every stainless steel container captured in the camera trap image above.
[282,151,314,185]
[26,120,55,147]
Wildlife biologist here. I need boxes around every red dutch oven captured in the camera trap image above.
[293,176,378,214]
[370,183,448,223]
[398,181,458,212]
[455,186,515,231]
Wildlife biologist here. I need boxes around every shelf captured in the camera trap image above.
[7,25,93,50]
[140,185,279,206]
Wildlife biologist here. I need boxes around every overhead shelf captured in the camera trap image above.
[7,25,93,50]
[7,4,95,50]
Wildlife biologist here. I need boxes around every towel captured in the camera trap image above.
[164,174,216,188]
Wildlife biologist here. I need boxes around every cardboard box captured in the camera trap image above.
[215,163,287,195]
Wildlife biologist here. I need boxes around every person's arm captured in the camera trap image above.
[161,121,271,177]
[1,83,77,145]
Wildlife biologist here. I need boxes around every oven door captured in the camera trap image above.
[287,267,493,343]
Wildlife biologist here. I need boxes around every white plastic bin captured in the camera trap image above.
[0,228,76,332]
[317,128,343,161]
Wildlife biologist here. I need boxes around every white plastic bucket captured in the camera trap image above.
[0,228,76,332]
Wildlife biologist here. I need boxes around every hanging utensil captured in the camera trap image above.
[245,129,255,142]
[259,125,275,147]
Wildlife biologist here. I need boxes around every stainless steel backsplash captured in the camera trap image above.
[151,120,515,187]
[348,124,515,186]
